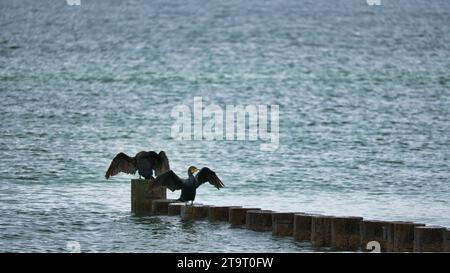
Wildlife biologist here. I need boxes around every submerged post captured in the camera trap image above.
[293,213,315,242]
[393,222,425,252]
[446,229,450,252]
[246,210,273,232]
[382,221,399,252]
[208,206,241,222]
[229,207,261,228]
[331,216,363,250]
[383,221,425,252]
[360,220,389,252]
[413,226,446,252]
[168,203,186,216]
[311,215,335,247]
[131,179,166,215]
[272,212,296,236]
[181,204,210,220]
[152,199,179,215]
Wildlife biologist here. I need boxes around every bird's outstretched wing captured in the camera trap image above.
[135,151,159,179]
[152,170,184,192]
[155,151,170,175]
[195,167,225,189]
[105,152,137,179]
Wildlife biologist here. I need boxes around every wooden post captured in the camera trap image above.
[257,210,274,232]
[386,222,425,252]
[168,203,186,216]
[228,207,261,228]
[272,212,296,236]
[151,199,179,215]
[293,213,315,242]
[246,210,261,230]
[383,221,424,252]
[311,215,335,247]
[131,179,166,215]
[413,226,446,252]
[446,229,450,252]
[360,220,389,252]
[208,206,240,222]
[246,210,273,232]
[382,221,399,252]
[181,204,210,220]
[331,216,363,250]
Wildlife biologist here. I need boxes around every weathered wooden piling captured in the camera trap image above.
[208,206,241,222]
[383,221,414,252]
[382,221,398,252]
[360,220,390,252]
[168,203,186,216]
[446,229,450,252]
[383,221,425,252]
[246,210,273,232]
[151,199,178,215]
[246,210,262,230]
[393,222,426,252]
[228,207,261,227]
[181,204,211,220]
[130,181,450,252]
[256,210,275,232]
[331,216,363,250]
[413,226,446,252]
[293,213,315,242]
[131,179,166,214]
[272,212,296,236]
[311,215,335,247]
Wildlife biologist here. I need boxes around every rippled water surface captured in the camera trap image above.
[1,0,449,252]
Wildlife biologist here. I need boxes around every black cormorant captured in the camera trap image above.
[151,166,224,205]
[105,151,169,180]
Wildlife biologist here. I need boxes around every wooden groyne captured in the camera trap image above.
[208,206,240,222]
[331,216,363,250]
[181,204,210,220]
[131,179,166,215]
[293,213,317,242]
[152,199,178,215]
[311,215,335,247]
[168,203,185,216]
[247,210,274,232]
[272,212,296,236]
[360,220,389,250]
[229,207,261,227]
[131,179,449,252]
[414,226,447,252]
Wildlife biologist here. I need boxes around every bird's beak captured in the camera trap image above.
[193,168,199,173]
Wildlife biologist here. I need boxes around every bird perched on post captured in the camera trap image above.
[105,151,170,180]
[151,166,224,205]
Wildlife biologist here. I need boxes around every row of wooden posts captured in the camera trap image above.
[131,179,450,252]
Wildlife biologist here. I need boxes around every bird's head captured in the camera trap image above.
[188,166,199,175]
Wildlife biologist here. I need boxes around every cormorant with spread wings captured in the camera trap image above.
[151,166,224,205]
[105,151,170,180]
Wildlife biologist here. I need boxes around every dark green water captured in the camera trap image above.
[0,0,449,252]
